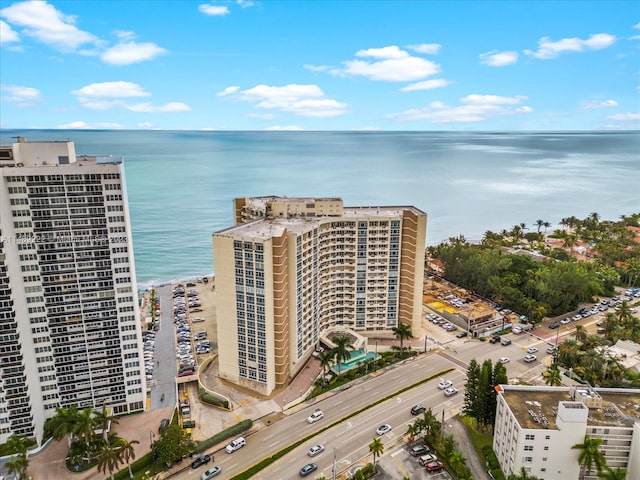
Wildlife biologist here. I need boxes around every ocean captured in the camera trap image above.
[1,130,638,288]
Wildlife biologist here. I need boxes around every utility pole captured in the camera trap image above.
[333,446,337,480]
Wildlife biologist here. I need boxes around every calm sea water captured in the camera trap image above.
[1,130,638,288]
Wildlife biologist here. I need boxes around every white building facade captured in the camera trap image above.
[0,138,146,444]
[494,384,640,480]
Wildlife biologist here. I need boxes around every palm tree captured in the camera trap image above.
[368,437,384,472]
[117,436,139,478]
[5,434,30,456]
[441,434,457,459]
[331,335,353,375]
[5,454,28,480]
[542,365,562,386]
[558,339,581,368]
[572,435,606,479]
[405,422,420,443]
[317,350,334,383]
[50,405,79,447]
[97,434,124,480]
[598,466,627,480]
[574,325,588,344]
[449,450,467,476]
[74,407,96,447]
[422,408,440,440]
[543,221,551,235]
[507,466,541,480]
[534,219,545,233]
[93,404,119,441]
[392,322,413,354]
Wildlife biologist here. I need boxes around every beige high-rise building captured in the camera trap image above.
[0,138,146,444]
[213,196,426,396]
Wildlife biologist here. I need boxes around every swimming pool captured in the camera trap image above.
[330,349,380,374]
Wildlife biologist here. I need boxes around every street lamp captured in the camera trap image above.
[149,431,156,474]
[424,334,428,353]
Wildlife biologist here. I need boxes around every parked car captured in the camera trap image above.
[419,453,438,466]
[225,437,246,453]
[524,354,537,363]
[456,331,468,338]
[499,357,510,364]
[191,454,211,469]
[527,346,538,353]
[410,444,430,456]
[501,338,512,346]
[548,322,560,329]
[426,461,445,473]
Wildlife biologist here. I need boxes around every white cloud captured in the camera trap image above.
[634,22,640,29]
[0,84,41,105]
[606,112,640,121]
[304,64,331,72]
[101,40,166,66]
[479,50,518,66]
[264,125,305,131]
[0,0,99,51]
[71,81,188,112]
[525,33,616,59]
[0,19,19,43]
[248,113,277,119]
[406,43,441,55]
[400,79,450,92]
[56,121,124,129]
[198,3,230,16]
[124,102,191,113]
[221,84,349,117]
[137,122,154,129]
[236,0,254,7]
[216,86,240,96]
[72,81,151,99]
[584,99,618,109]
[389,94,532,123]
[331,45,441,82]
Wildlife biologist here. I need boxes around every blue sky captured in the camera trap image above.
[1,0,639,131]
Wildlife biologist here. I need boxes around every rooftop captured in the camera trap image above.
[501,386,640,430]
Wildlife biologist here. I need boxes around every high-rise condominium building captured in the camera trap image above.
[494,384,640,480]
[213,196,426,396]
[0,138,146,444]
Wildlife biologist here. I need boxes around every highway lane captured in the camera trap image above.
[175,354,462,479]
[255,371,467,480]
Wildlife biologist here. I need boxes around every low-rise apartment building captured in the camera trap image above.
[494,384,640,480]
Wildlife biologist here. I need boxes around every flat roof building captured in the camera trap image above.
[0,138,146,444]
[213,196,427,396]
[494,384,640,480]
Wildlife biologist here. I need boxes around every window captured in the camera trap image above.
[524,445,533,451]
[525,434,535,440]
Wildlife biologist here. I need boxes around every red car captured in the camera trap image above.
[426,461,445,473]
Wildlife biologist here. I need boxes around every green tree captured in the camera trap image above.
[49,405,79,447]
[5,453,28,479]
[317,350,334,383]
[96,434,124,480]
[391,322,413,354]
[73,407,96,447]
[441,434,457,459]
[93,404,119,441]
[449,450,467,476]
[507,466,541,480]
[368,437,384,471]
[542,365,562,386]
[462,359,481,421]
[572,435,606,478]
[116,436,139,478]
[330,335,353,375]
[598,466,627,480]
[151,423,194,468]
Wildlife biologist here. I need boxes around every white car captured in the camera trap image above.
[444,387,458,397]
[438,379,453,390]
[560,317,572,325]
[524,354,537,363]
[526,347,538,354]
[376,424,392,436]
[307,444,325,457]
[307,410,324,424]
[225,437,246,453]
[499,357,510,364]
